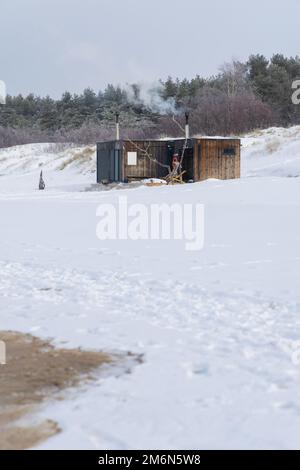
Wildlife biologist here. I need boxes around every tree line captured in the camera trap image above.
[0,53,299,147]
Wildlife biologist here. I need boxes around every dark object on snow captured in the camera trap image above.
[39,171,45,190]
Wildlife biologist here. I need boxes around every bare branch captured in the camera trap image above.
[128,139,171,174]
[172,115,185,133]
[179,137,188,166]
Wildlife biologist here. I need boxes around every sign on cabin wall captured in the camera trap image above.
[127,152,137,166]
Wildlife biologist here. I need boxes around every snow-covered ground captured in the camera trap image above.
[0,126,300,449]
[242,125,300,177]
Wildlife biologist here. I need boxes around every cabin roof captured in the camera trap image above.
[97,136,240,145]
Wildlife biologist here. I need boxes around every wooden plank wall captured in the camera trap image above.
[123,141,169,181]
[195,139,240,181]
[120,138,241,182]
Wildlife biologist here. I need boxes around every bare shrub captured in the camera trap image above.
[0,123,158,149]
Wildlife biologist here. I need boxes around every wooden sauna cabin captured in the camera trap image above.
[96,137,241,184]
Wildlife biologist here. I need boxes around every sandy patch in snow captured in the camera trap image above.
[0,331,112,450]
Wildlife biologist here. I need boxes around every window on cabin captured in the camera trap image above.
[223,147,236,156]
[127,151,137,165]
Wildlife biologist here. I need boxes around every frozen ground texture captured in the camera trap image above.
[0,126,300,449]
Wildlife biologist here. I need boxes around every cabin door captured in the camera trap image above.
[97,146,111,183]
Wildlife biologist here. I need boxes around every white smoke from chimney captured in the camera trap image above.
[125,81,177,115]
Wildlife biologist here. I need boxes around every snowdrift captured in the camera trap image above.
[242,125,300,177]
[0,143,96,176]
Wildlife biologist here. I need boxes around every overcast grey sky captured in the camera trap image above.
[0,0,299,97]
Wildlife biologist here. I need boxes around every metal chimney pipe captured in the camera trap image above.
[185,112,190,139]
[115,112,120,140]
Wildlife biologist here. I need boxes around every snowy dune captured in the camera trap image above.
[242,125,300,177]
[0,142,96,175]
[0,127,300,449]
